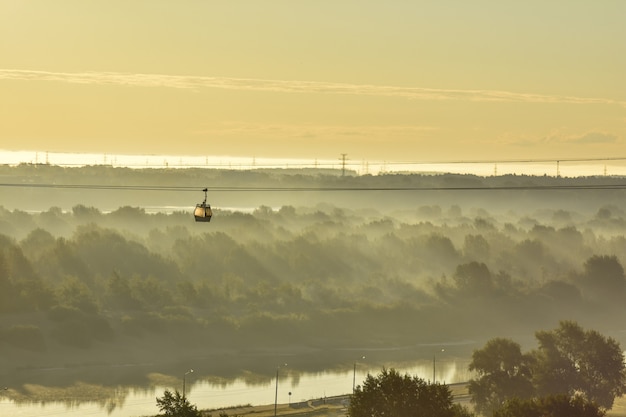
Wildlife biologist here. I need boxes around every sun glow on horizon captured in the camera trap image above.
[2,150,626,178]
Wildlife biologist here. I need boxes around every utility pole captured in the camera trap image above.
[274,364,287,416]
[353,356,365,393]
[183,369,193,400]
[340,153,348,176]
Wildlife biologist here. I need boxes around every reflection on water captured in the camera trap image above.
[0,358,475,417]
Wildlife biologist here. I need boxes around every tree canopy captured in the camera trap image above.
[348,368,473,417]
[533,321,626,409]
[468,321,626,415]
[3,166,626,408]
[468,338,534,415]
[156,389,201,417]
[493,395,605,417]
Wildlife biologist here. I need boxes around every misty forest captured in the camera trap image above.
[1,164,626,411]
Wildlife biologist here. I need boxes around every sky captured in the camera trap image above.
[1,1,625,163]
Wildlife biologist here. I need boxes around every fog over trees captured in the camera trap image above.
[1,164,626,399]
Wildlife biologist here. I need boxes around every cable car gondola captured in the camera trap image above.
[194,188,212,222]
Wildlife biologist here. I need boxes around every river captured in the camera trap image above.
[0,358,474,417]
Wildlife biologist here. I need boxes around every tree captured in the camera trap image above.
[453,262,494,296]
[493,395,605,417]
[57,275,99,313]
[583,255,624,286]
[348,368,473,417]
[0,249,17,312]
[105,271,143,311]
[580,255,626,302]
[533,321,626,409]
[156,389,201,417]
[468,338,534,416]
[469,322,626,413]
[463,234,490,262]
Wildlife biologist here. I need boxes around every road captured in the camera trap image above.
[202,383,472,417]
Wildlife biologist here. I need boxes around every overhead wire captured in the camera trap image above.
[6,155,626,169]
[1,182,626,192]
[375,156,626,166]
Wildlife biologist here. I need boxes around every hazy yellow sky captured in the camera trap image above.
[1,1,624,162]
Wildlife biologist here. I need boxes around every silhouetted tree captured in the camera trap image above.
[349,368,473,417]
[424,234,460,266]
[580,255,626,301]
[469,323,626,413]
[463,234,490,262]
[468,338,534,416]
[453,262,493,296]
[156,389,201,417]
[72,204,101,221]
[533,321,626,409]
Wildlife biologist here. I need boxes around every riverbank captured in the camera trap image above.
[198,384,472,417]
[201,395,349,417]
[198,386,626,417]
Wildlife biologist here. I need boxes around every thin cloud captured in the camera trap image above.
[496,130,622,148]
[569,132,619,144]
[0,68,624,106]
[191,122,438,140]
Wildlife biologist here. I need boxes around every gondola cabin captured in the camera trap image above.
[194,188,212,222]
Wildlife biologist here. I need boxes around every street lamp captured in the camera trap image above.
[183,369,194,400]
[274,364,287,417]
[433,349,444,383]
[353,356,366,393]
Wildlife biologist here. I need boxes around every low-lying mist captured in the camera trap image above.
[1,165,626,406]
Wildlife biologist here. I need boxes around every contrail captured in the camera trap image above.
[0,68,623,106]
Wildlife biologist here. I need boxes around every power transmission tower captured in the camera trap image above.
[340,153,348,176]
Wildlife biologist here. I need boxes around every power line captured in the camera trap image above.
[374,156,626,166]
[1,182,626,192]
[6,155,626,169]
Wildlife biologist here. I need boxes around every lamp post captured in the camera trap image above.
[353,356,365,393]
[183,369,193,400]
[433,349,444,383]
[274,364,287,417]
